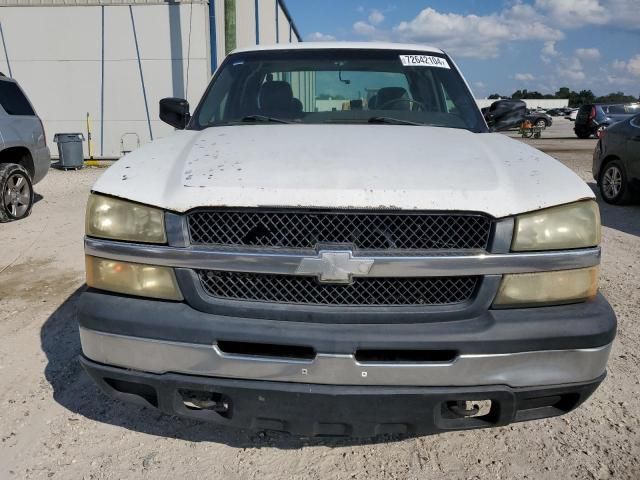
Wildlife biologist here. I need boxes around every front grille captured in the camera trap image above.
[188,210,492,250]
[197,271,479,306]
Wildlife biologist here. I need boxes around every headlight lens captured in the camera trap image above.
[86,256,183,301]
[512,201,600,251]
[493,267,599,307]
[85,193,166,243]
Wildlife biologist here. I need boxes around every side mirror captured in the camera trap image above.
[160,97,190,129]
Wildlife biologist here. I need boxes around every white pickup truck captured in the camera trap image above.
[79,43,615,437]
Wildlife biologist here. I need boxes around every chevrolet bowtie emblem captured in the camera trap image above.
[296,251,375,284]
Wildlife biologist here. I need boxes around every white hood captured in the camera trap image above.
[92,125,594,218]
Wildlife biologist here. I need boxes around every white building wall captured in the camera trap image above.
[277,4,287,43]
[258,0,276,45]
[0,0,301,159]
[0,3,210,158]
[235,0,257,47]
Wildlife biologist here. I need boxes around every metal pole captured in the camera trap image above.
[275,0,279,43]
[100,6,105,156]
[208,0,217,73]
[254,0,260,44]
[129,6,153,141]
[0,22,13,78]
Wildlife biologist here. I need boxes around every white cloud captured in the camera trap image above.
[540,40,559,63]
[562,69,586,81]
[607,0,640,29]
[305,32,336,42]
[368,9,385,26]
[353,21,377,36]
[612,59,627,70]
[542,41,559,57]
[575,48,601,60]
[515,73,535,81]
[474,81,486,88]
[608,55,640,80]
[392,6,563,59]
[607,74,635,86]
[555,56,586,82]
[535,0,640,30]
[627,55,640,76]
[534,0,607,27]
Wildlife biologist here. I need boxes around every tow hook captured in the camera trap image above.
[447,400,492,418]
[180,390,231,416]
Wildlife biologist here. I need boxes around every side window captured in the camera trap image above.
[608,105,625,114]
[0,81,35,116]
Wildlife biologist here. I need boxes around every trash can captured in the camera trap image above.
[54,133,85,169]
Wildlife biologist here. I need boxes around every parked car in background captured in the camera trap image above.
[525,110,553,128]
[565,109,579,121]
[0,73,50,222]
[593,114,640,204]
[575,103,640,139]
[546,108,564,116]
[482,99,527,130]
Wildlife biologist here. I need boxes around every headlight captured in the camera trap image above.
[85,193,166,243]
[512,200,600,251]
[86,256,183,301]
[493,267,599,308]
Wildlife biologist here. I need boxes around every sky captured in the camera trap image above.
[284,0,640,98]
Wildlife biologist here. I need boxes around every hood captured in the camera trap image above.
[92,125,594,218]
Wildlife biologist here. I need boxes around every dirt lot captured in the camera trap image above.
[1,118,639,479]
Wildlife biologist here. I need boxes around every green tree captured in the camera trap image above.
[594,91,638,104]
[570,89,596,107]
[555,87,571,99]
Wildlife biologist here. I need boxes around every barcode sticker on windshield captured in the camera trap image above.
[399,55,450,69]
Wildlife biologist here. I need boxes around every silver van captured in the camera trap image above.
[0,73,50,222]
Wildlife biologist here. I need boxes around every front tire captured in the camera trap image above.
[575,130,591,139]
[535,119,547,128]
[0,163,34,222]
[599,160,632,205]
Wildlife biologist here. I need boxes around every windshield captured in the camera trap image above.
[191,49,487,132]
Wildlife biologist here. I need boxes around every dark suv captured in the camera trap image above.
[574,103,640,139]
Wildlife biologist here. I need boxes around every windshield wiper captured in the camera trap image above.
[367,116,424,126]
[239,115,291,124]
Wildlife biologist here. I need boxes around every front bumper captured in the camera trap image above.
[80,356,604,437]
[77,290,615,435]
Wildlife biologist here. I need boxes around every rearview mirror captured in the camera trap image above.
[160,97,190,130]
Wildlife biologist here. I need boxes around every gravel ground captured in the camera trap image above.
[0,119,639,479]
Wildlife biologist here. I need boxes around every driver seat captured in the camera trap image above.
[375,87,410,110]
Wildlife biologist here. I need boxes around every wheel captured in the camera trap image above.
[535,119,547,128]
[522,129,534,138]
[0,163,34,222]
[575,130,591,139]
[599,160,632,205]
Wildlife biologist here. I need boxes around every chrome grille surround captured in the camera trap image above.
[187,209,493,250]
[197,270,479,306]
